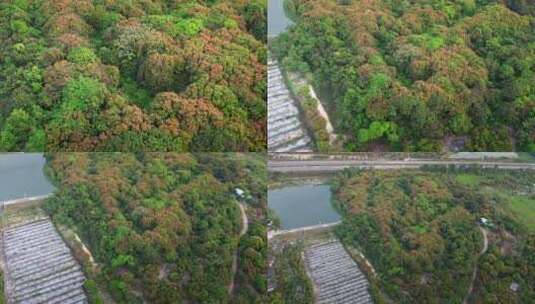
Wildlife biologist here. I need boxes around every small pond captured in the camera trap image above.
[268,184,341,229]
[268,0,293,37]
[0,153,55,201]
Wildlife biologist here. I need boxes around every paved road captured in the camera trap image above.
[269,160,535,172]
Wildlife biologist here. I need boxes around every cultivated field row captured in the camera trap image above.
[268,58,313,152]
[2,218,87,304]
[305,241,372,304]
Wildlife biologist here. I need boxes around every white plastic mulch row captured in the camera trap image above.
[3,219,88,304]
[268,59,313,152]
[305,241,373,304]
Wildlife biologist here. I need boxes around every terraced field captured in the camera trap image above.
[2,218,87,304]
[305,241,372,304]
[268,58,313,152]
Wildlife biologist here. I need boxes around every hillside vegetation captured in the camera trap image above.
[269,243,314,304]
[0,0,266,151]
[43,153,266,303]
[272,0,534,152]
[332,167,535,303]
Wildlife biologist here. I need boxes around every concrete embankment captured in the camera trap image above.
[268,221,341,239]
[1,194,53,215]
[2,194,52,208]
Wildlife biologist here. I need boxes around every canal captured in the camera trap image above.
[268,183,341,229]
[0,153,55,201]
[268,0,292,37]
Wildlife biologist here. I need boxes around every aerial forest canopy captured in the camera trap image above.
[0,0,267,151]
[332,167,535,303]
[43,153,267,303]
[272,0,535,152]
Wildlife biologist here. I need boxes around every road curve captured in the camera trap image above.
[269,160,535,172]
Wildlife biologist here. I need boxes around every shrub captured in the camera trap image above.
[172,18,204,37]
[62,76,106,112]
[67,47,98,65]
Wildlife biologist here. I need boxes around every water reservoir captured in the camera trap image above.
[268,184,341,229]
[0,153,55,201]
[268,0,292,37]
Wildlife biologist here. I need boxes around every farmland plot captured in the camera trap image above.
[268,58,313,152]
[305,241,372,304]
[2,218,87,304]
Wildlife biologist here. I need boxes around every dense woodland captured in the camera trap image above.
[272,0,535,152]
[0,0,267,151]
[332,167,535,303]
[43,153,266,303]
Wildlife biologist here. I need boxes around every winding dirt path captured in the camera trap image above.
[228,202,248,296]
[480,227,489,255]
[238,203,248,237]
[464,227,488,304]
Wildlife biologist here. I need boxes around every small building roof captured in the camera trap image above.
[235,188,245,196]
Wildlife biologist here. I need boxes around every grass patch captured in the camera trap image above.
[409,33,445,51]
[508,196,535,232]
[411,224,428,234]
[0,206,47,227]
[516,152,535,162]
[456,174,486,186]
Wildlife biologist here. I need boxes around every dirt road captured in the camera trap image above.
[228,202,248,296]
[464,227,488,304]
